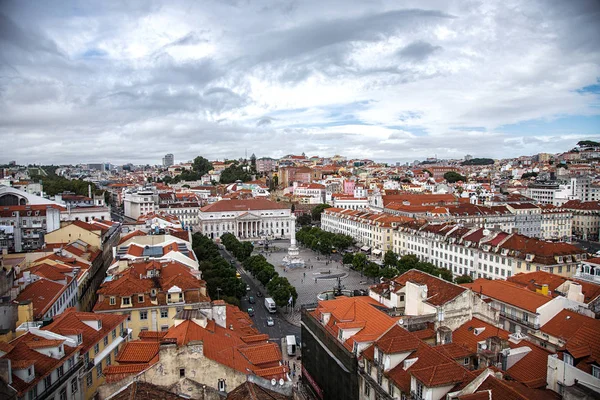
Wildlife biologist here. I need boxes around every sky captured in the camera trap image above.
[0,0,599,165]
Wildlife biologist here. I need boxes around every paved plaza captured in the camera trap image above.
[249,240,375,326]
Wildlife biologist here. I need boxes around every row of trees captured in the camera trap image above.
[220,164,252,184]
[222,234,299,308]
[192,233,246,306]
[342,251,470,283]
[30,166,104,197]
[221,233,254,262]
[296,227,355,255]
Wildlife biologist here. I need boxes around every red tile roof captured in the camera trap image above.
[393,269,466,306]
[200,198,289,212]
[540,309,600,341]
[507,271,600,304]
[43,308,127,353]
[116,341,160,364]
[462,279,551,313]
[14,278,70,319]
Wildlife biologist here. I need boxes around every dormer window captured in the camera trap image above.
[122,297,131,305]
[77,333,82,344]
[138,294,144,303]
[110,297,116,305]
[151,288,157,297]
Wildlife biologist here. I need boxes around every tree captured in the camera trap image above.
[521,172,538,179]
[444,171,467,183]
[383,250,398,267]
[220,165,252,184]
[437,267,454,282]
[422,169,432,177]
[380,267,398,279]
[455,274,473,284]
[192,156,213,176]
[342,253,354,265]
[297,213,312,226]
[250,153,257,173]
[461,158,494,166]
[364,262,381,281]
[352,253,368,271]
[311,204,331,221]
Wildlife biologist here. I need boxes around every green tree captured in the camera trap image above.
[220,165,252,184]
[342,252,354,265]
[521,172,538,179]
[364,262,381,281]
[352,253,368,271]
[380,267,398,279]
[311,204,331,221]
[455,274,473,284]
[297,213,312,226]
[443,171,467,183]
[436,267,454,282]
[383,250,398,267]
[192,156,213,176]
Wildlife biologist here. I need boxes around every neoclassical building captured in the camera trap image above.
[198,199,294,240]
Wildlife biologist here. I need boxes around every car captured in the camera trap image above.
[247,308,255,317]
[256,291,263,298]
[246,285,251,291]
[266,316,274,326]
[248,296,255,304]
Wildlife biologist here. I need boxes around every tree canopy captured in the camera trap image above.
[296,226,354,255]
[220,164,252,184]
[444,171,467,183]
[461,158,494,166]
[577,140,600,147]
[192,156,213,176]
[311,204,331,221]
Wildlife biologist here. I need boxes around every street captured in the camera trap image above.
[218,247,301,342]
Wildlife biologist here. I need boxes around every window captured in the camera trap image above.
[364,382,371,396]
[28,367,32,376]
[45,375,52,389]
[122,297,131,305]
[161,309,168,318]
[592,366,600,379]
[138,295,144,303]
[104,336,109,346]
[416,381,424,398]
[112,329,116,339]
[114,347,119,357]
[564,353,574,366]
[71,378,78,394]
[140,311,148,320]
[464,358,469,365]
[84,352,90,364]
[94,343,100,354]
[86,372,93,387]
[96,363,102,378]
[180,368,186,378]
[107,354,111,365]
[58,365,64,377]
[110,297,116,305]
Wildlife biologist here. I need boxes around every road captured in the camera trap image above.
[218,247,301,342]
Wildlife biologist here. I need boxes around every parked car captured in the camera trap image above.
[247,307,255,317]
[248,296,255,304]
[246,285,251,291]
[256,291,263,298]
[266,316,274,326]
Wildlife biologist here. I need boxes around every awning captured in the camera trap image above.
[372,249,382,256]
[360,246,371,252]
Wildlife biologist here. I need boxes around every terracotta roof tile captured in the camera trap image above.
[393,269,466,306]
[462,279,551,313]
[116,341,160,363]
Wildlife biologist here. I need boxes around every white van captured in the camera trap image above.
[286,335,296,356]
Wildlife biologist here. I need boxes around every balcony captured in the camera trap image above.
[37,359,83,400]
[499,310,540,330]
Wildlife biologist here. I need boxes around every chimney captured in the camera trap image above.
[567,282,584,303]
[541,284,549,296]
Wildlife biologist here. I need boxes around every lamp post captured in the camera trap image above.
[216,287,222,300]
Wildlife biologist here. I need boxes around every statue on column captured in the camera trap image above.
[282,214,304,268]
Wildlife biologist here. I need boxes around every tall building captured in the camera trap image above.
[162,153,174,167]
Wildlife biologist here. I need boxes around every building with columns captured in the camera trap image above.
[198,199,293,240]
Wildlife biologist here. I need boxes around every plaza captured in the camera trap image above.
[250,239,374,325]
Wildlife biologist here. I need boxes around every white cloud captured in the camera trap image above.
[0,0,599,165]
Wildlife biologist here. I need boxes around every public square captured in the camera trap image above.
[252,239,375,326]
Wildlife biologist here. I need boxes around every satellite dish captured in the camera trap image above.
[279,378,284,386]
[421,291,427,299]
[481,344,487,350]
[271,379,277,386]
[217,308,223,315]
[399,319,404,325]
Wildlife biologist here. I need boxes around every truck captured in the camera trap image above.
[264,297,277,313]
[286,335,296,356]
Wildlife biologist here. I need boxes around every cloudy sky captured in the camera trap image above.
[1,0,599,165]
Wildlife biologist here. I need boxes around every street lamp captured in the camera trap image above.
[216,287,222,300]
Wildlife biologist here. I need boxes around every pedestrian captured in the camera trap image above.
[315,278,317,283]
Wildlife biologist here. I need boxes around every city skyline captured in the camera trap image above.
[1,0,599,165]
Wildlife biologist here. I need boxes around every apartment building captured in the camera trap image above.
[463,278,590,334]
[123,189,159,220]
[93,260,209,339]
[0,204,62,252]
[561,200,600,240]
[43,309,129,399]
[0,327,83,400]
[322,208,412,255]
[392,223,586,280]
